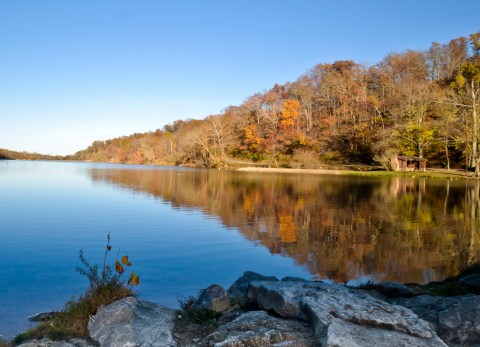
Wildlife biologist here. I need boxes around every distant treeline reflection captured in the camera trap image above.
[90,168,480,284]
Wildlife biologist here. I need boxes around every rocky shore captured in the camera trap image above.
[12,271,480,347]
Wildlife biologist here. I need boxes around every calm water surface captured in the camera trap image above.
[1,161,480,337]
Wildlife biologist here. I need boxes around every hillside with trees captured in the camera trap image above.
[72,32,480,175]
[0,148,63,161]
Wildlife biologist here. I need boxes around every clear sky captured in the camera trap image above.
[1,0,479,155]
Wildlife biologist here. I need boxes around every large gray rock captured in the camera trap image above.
[247,281,447,347]
[202,310,315,347]
[227,271,278,306]
[16,338,93,347]
[392,294,480,347]
[191,284,230,313]
[88,296,176,347]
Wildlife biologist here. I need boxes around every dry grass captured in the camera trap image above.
[0,337,11,347]
[14,235,137,344]
[237,166,476,180]
[14,281,133,344]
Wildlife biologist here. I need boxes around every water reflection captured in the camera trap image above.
[90,168,480,284]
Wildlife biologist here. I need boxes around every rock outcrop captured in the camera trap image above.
[246,280,447,347]
[16,271,480,347]
[202,310,315,347]
[87,296,177,347]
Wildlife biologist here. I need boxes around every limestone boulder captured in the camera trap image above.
[202,310,315,347]
[247,281,447,347]
[227,271,278,306]
[88,296,176,347]
[191,284,230,313]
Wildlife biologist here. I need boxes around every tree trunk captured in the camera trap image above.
[445,137,450,170]
[471,80,479,176]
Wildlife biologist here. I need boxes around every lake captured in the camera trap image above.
[1,161,479,338]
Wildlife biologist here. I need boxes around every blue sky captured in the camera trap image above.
[1,0,479,155]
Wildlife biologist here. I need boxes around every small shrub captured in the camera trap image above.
[186,309,221,327]
[291,149,322,169]
[178,295,196,312]
[373,149,398,171]
[16,233,139,342]
[318,150,342,164]
[420,279,465,297]
[230,148,265,162]
[176,291,221,328]
[177,307,221,328]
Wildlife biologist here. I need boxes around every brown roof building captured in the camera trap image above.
[396,156,427,171]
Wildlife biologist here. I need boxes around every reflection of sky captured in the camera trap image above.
[0,161,310,338]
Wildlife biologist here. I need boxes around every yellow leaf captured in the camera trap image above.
[455,74,466,87]
[115,260,124,274]
[128,272,140,285]
[122,255,132,266]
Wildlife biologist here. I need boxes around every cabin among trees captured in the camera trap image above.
[396,156,427,171]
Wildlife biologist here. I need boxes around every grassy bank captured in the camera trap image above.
[236,167,476,180]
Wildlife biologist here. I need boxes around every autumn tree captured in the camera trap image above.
[450,61,480,174]
[277,99,306,153]
[446,33,480,174]
[290,76,315,133]
[426,37,468,81]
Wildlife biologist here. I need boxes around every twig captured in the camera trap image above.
[102,232,111,280]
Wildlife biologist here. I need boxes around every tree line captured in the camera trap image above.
[0,148,62,161]
[72,32,480,174]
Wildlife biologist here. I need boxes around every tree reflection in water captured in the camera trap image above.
[90,168,480,284]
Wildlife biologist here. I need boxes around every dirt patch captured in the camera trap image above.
[173,305,246,346]
[173,317,216,347]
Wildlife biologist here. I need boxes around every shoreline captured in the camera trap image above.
[237,167,354,175]
[8,270,480,347]
[4,159,478,180]
[236,166,477,179]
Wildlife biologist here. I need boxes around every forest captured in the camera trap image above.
[71,32,480,174]
[0,148,62,161]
